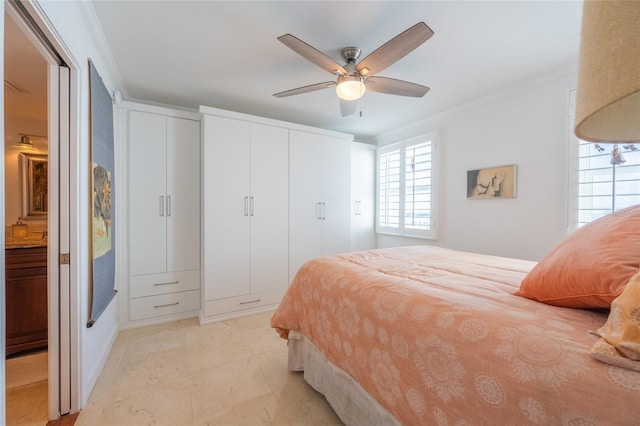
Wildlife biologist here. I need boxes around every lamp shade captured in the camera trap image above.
[575,0,640,143]
[336,75,366,101]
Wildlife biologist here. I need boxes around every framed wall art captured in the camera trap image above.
[467,164,517,199]
[19,152,48,219]
[88,59,117,327]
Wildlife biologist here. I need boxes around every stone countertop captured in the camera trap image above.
[5,238,48,249]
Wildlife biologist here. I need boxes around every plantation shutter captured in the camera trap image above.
[378,149,401,228]
[405,141,432,230]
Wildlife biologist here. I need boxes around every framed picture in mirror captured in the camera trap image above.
[19,152,48,219]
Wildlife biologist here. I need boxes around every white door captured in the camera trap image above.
[128,111,167,276]
[289,130,325,280]
[320,136,351,257]
[166,117,200,272]
[51,63,72,417]
[203,115,251,300]
[250,123,289,293]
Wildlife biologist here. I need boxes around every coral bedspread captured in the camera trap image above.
[271,246,640,425]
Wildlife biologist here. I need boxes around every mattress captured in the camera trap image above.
[271,246,640,425]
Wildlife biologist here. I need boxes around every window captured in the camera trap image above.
[569,90,640,230]
[575,140,640,226]
[377,133,437,238]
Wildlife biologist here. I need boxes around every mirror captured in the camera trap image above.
[19,152,48,219]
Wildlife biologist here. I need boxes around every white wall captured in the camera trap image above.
[374,67,577,262]
[30,0,122,407]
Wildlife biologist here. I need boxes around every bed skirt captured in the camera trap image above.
[288,330,400,426]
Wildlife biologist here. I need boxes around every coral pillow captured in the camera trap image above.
[514,204,640,308]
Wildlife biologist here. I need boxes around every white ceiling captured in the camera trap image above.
[15,1,581,143]
[89,1,583,141]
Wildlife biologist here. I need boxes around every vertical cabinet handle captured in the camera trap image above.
[244,196,249,216]
[167,195,172,217]
[159,195,164,216]
[316,202,322,220]
[322,202,326,220]
[250,196,255,216]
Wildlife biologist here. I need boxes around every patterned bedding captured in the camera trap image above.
[271,246,640,425]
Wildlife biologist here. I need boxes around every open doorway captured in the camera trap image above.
[4,2,75,422]
[4,9,50,425]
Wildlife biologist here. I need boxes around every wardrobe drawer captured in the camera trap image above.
[129,289,200,321]
[203,288,284,317]
[129,270,200,298]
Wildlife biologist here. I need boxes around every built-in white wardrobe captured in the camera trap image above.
[200,106,354,322]
[121,102,201,327]
[119,102,374,327]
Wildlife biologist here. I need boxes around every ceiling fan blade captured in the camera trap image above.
[355,22,434,77]
[273,81,335,98]
[340,99,357,117]
[278,34,348,76]
[365,76,430,97]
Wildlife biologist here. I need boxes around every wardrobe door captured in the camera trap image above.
[249,123,289,293]
[320,135,351,257]
[166,117,200,272]
[203,115,251,300]
[288,130,326,279]
[128,110,168,276]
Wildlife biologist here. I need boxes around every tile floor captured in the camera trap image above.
[75,310,344,426]
[5,350,49,425]
[6,380,49,425]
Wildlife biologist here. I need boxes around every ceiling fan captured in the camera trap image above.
[273,22,434,117]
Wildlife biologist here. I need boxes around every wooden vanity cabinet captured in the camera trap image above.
[5,246,48,356]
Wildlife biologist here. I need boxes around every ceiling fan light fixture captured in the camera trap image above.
[336,76,365,101]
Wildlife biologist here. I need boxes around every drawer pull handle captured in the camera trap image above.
[153,280,180,286]
[154,302,179,308]
[240,298,261,305]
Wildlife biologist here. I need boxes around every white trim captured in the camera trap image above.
[566,89,579,233]
[114,106,129,330]
[82,320,118,399]
[200,105,354,141]
[67,66,81,415]
[120,100,200,121]
[47,62,63,420]
[58,64,72,415]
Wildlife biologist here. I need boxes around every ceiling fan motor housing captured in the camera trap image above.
[341,47,362,64]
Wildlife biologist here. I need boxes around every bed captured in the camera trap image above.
[271,207,640,425]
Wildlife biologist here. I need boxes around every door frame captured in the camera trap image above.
[3,0,80,419]
[0,0,5,416]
